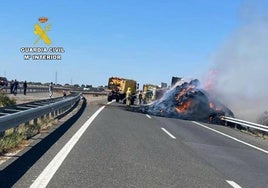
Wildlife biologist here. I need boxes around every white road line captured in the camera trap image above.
[226,180,242,188]
[192,121,268,154]
[161,128,176,139]
[30,104,108,188]
[107,101,114,105]
[146,114,152,119]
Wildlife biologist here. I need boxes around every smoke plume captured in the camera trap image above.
[205,0,268,122]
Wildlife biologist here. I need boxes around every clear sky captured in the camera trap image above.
[0,0,244,87]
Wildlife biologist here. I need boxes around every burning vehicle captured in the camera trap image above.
[137,79,234,124]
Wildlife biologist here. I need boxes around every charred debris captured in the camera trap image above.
[130,79,234,124]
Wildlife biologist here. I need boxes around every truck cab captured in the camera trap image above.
[107,77,137,105]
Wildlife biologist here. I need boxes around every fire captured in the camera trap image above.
[209,101,223,111]
[173,80,199,113]
[209,102,214,109]
[138,78,234,123]
[175,100,192,113]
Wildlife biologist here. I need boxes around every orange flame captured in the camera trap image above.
[209,102,214,109]
[209,101,222,111]
[175,86,195,100]
[175,100,192,113]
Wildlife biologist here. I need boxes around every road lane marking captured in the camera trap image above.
[146,114,152,119]
[192,121,268,154]
[226,180,242,188]
[30,104,109,188]
[161,128,176,139]
[107,101,114,105]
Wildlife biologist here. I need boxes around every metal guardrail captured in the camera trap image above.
[0,93,82,132]
[221,116,268,132]
[80,91,107,95]
[0,85,108,96]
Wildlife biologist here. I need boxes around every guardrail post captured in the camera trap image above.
[24,121,30,136]
[14,126,19,133]
[46,113,50,119]
[33,118,38,125]
[18,123,26,135]
[5,128,14,136]
[38,116,43,125]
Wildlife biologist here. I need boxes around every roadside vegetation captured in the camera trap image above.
[0,124,41,155]
[0,91,16,107]
[0,92,18,154]
[0,118,55,155]
[0,92,49,155]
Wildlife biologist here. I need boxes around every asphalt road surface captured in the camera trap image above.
[1,99,268,188]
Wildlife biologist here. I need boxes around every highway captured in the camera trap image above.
[1,98,268,188]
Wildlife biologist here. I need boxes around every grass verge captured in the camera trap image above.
[0,92,16,107]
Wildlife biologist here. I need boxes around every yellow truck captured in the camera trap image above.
[107,77,137,104]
